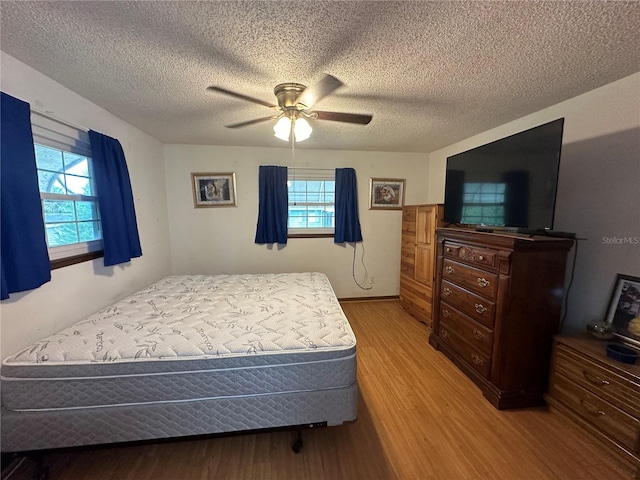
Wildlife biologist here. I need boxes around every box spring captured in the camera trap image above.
[1,273,358,452]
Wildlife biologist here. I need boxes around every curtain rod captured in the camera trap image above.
[288,167,335,171]
[30,108,89,133]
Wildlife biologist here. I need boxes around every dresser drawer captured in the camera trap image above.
[443,241,498,270]
[439,325,491,379]
[442,259,497,299]
[555,344,640,418]
[440,280,495,328]
[440,303,493,356]
[552,374,640,454]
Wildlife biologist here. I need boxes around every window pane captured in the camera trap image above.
[289,181,306,193]
[46,223,79,247]
[307,181,323,192]
[307,216,322,228]
[287,179,335,232]
[34,127,102,256]
[76,201,99,221]
[290,193,307,203]
[65,174,92,195]
[38,170,66,194]
[64,153,89,177]
[78,221,101,241]
[42,199,76,222]
[35,145,63,172]
[289,208,306,217]
[307,192,321,203]
[288,218,306,228]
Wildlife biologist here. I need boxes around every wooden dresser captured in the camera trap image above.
[429,228,573,409]
[546,335,640,473]
[399,204,444,328]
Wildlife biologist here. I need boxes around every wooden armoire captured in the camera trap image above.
[399,204,444,328]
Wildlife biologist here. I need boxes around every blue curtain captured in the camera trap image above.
[334,167,363,243]
[1,92,51,300]
[89,130,142,266]
[255,165,288,245]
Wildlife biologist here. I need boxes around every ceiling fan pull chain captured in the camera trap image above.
[291,129,297,205]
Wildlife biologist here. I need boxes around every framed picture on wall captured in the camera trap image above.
[605,273,640,347]
[369,178,405,210]
[191,172,237,208]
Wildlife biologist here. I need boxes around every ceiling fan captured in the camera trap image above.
[206,74,372,142]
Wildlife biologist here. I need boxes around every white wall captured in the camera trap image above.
[427,72,640,333]
[164,145,429,298]
[0,53,173,357]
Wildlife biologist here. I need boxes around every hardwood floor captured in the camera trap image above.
[4,300,635,479]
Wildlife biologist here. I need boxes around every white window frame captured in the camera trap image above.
[31,112,103,261]
[287,169,335,236]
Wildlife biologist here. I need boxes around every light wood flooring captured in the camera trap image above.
[3,300,635,479]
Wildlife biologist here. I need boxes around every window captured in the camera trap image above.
[461,182,506,226]
[31,113,102,262]
[287,171,335,236]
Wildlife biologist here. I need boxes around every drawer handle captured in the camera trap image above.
[477,277,490,288]
[471,353,484,365]
[441,329,450,339]
[446,247,452,253]
[442,309,451,318]
[582,370,610,386]
[580,399,605,417]
[475,303,487,314]
[478,255,484,261]
[443,287,452,296]
[445,266,455,274]
[473,329,485,340]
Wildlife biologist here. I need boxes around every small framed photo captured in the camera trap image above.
[605,273,640,347]
[191,172,237,208]
[369,178,405,210]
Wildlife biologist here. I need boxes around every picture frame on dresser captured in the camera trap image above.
[605,273,640,347]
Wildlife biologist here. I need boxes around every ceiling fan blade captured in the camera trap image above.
[295,74,344,109]
[224,116,276,129]
[314,111,372,125]
[207,86,276,108]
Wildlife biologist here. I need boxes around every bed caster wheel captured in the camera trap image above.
[292,437,303,453]
[32,465,49,480]
[30,454,49,480]
[291,430,303,453]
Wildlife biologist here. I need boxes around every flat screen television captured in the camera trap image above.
[443,118,565,232]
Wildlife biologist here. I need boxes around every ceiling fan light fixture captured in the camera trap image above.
[273,116,291,141]
[273,115,313,143]
[294,117,312,142]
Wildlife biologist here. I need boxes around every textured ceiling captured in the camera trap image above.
[1,1,639,153]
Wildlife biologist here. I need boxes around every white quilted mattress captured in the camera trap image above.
[1,273,357,412]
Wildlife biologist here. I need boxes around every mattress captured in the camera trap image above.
[1,272,358,452]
